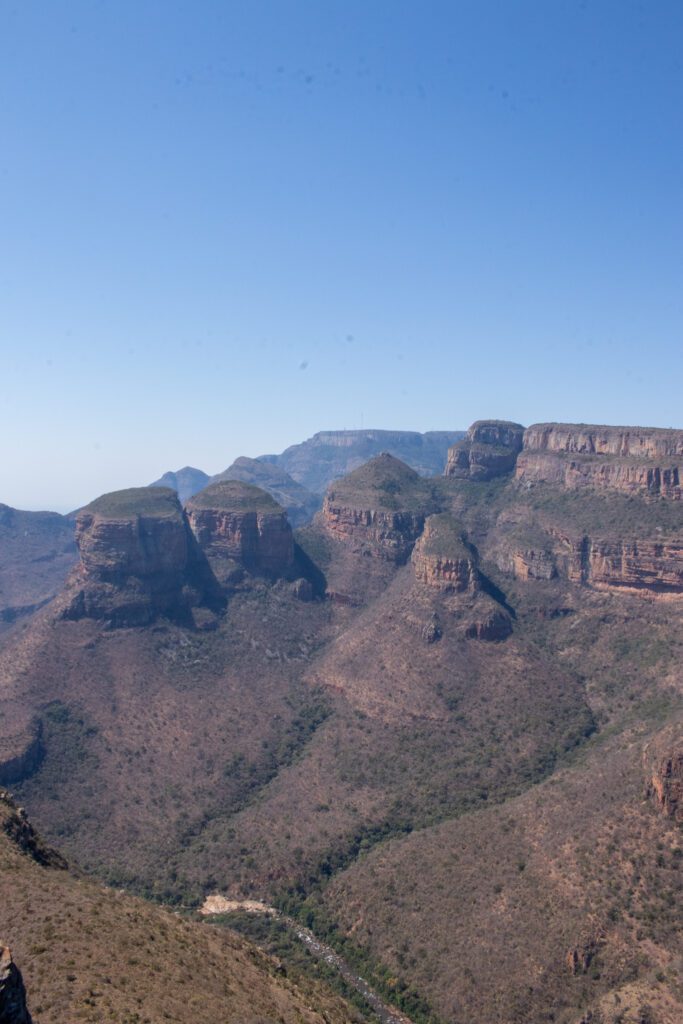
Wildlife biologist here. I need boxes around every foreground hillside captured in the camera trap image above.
[1,418,682,1024]
[0,791,362,1024]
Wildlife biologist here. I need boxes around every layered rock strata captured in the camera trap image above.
[516,423,683,499]
[62,487,218,625]
[186,480,294,584]
[322,454,437,563]
[445,421,525,480]
[644,729,683,822]
[411,514,478,592]
[492,515,683,594]
[211,456,320,527]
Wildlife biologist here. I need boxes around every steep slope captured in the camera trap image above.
[0,505,76,630]
[60,486,221,626]
[0,790,362,1024]
[263,429,464,493]
[186,479,295,584]
[3,419,683,1024]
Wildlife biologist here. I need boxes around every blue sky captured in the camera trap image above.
[1,1,682,510]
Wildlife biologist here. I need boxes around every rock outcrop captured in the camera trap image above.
[445,421,525,480]
[644,729,683,822]
[62,487,219,625]
[322,454,438,563]
[211,456,320,527]
[411,514,479,592]
[186,480,294,585]
[492,514,683,594]
[516,423,683,499]
[0,946,32,1024]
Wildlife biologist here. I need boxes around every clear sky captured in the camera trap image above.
[1,1,682,511]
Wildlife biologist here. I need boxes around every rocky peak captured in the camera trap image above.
[186,480,294,585]
[0,945,32,1024]
[211,456,320,527]
[322,454,439,563]
[62,487,219,626]
[411,514,479,592]
[445,420,525,480]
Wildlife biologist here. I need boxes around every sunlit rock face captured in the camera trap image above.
[62,487,218,625]
[516,423,683,499]
[322,453,438,563]
[445,421,525,481]
[186,480,294,584]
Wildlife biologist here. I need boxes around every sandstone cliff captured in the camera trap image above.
[62,487,219,626]
[322,454,439,564]
[644,727,683,823]
[186,480,294,584]
[516,423,683,499]
[411,514,478,592]
[491,509,683,594]
[445,420,524,480]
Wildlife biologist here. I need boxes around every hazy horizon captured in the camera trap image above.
[2,0,682,510]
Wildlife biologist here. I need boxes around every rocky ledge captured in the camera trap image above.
[322,454,438,563]
[411,514,479,592]
[62,487,219,626]
[491,514,683,594]
[186,480,294,584]
[516,423,683,499]
[445,420,525,480]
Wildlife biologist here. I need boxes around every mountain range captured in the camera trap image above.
[1,418,682,1024]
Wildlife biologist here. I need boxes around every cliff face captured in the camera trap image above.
[516,423,683,499]
[321,454,437,563]
[445,420,524,480]
[186,480,294,584]
[644,727,683,823]
[62,488,218,626]
[0,946,32,1024]
[411,514,478,592]
[264,428,464,494]
[492,515,683,594]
